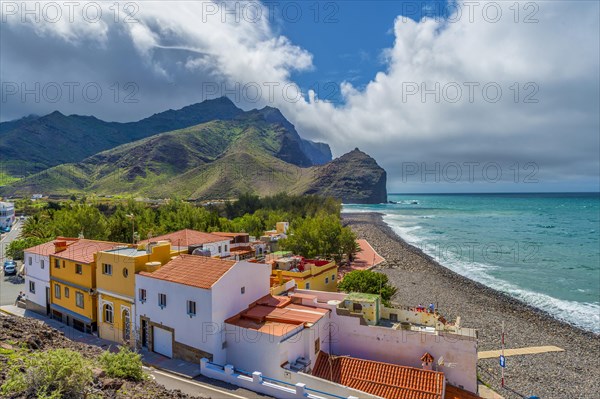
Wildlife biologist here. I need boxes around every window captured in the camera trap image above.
[64,287,70,298]
[187,300,196,316]
[305,282,310,289]
[158,293,167,308]
[332,274,335,281]
[224,245,228,252]
[76,292,84,308]
[104,304,113,324]
[123,309,131,341]
[75,264,82,274]
[102,263,112,275]
[28,256,32,265]
[40,259,45,269]
[29,281,35,294]
[122,268,129,278]
[54,259,60,268]
[139,288,146,302]
[315,338,320,354]
[218,245,222,253]
[241,286,245,294]
[54,284,61,299]
[325,277,329,284]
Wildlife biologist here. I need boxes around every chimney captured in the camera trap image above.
[421,352,434,371]
[54,240,67,253]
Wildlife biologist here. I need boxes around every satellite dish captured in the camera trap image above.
[192,248,211,257]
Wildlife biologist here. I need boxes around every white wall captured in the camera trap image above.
[310,300,478,393]
[211,260,271,363]
[24,252,50,309]
[201,240,232,257]
[135,275,215,356]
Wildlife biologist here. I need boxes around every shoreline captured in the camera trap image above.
[342,212,599,399]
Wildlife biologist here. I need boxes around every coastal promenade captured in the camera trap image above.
[338,238,385,278]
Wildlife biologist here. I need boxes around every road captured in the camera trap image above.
[0,220,25,305]
[146,367,274,399]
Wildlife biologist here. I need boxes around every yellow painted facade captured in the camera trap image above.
[49,255,99,330]
[273,260,338,292]
[95,242,174,344]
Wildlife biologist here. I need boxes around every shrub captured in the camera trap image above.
[99,346,146,381]
[338,270,397,306]
[1,348,93,398]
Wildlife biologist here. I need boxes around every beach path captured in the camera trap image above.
[478,345,564,359]
[339,239,385,278]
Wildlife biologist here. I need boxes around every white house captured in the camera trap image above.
[134,254,271,363]
[24,238,79,315]
[141,229,231,258]
[0,202,15,230]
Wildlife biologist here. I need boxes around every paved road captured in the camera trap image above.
[0,220,25,305]
[146,367,274,399]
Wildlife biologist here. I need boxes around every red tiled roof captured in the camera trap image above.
[312,352,445,399]
[139,254,236,289]
[445,385,482,399]
[52,239,122,264]
[421,352,434,363]
[142,229,225,246]
[225,294,329,336]
[213,232,249,238]
[24,237,79,256]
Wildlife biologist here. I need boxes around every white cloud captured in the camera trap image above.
[1,1,598,191]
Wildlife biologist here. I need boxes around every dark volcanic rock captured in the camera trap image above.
[304,148,387,204]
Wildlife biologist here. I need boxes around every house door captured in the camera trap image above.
[45,287,50,314]
[153,326,173,358]
[141,319,148,348]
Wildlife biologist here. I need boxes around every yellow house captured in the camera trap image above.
[271,256,338,292]
[95,241,174,345]
[49,239,122,333]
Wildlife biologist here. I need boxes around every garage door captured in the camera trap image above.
[153,327,173,358]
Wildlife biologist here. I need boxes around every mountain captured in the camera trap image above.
[0,115,387,203]
[0,97,331,175]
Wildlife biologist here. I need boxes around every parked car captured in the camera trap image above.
[3,260,16,275]
[1,226,10,233]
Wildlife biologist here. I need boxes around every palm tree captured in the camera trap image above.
[21,213,54,239]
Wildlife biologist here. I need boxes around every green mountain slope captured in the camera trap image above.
[1,113,387,203]
[0,97,331,176]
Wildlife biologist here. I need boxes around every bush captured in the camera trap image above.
[99,346,146,381]
[337,270,397,306]
[1,348,93,398]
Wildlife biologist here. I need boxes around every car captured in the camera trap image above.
[3,260,16,275]
[1,226,10,233]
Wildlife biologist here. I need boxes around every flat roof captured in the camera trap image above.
[225,294,329,337]
[102,247,149,257]
[346,292,380,302]
[141,229,225,246]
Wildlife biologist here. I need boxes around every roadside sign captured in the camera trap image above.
[499,355,506,368]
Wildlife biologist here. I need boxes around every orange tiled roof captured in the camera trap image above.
[24,237,79,256]
[52,239,123,264]
[142,229,225,246]
[212,232,249,238]
[421,352,434,363]
[138,254,236,289]
[312,352,445,399]
[225,294,329,336]
[445,385,482,399]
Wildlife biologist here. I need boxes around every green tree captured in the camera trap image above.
[6,237,52,260]
[337,270,397,305]
[52,204,109,240]
[21,213,54,239]
[99,346,146,381]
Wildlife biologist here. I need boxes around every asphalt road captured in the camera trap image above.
[0,220,25,306]
[146,368,275,399]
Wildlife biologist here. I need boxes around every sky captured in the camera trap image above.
[1,0,599,193]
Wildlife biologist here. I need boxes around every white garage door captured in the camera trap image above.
[153,327,173,358]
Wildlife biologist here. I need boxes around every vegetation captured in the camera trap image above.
[99,346,146,381]
[337,270,397,306]
[2,348,94,398]
[280,213,360,261]
[6,236,51,260]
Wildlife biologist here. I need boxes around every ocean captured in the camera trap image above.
[343,193,600,333]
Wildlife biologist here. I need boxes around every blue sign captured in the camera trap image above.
[499,355,506,368]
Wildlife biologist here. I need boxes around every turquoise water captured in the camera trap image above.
[343,193,600,333]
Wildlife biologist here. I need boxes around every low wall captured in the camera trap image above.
[200,359,380,399]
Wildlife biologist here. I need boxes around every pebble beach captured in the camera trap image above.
[343,212,600,399]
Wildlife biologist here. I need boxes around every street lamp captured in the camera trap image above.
[126,214,135,244]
